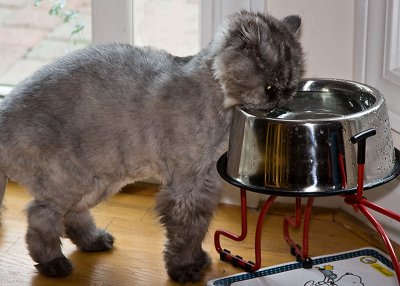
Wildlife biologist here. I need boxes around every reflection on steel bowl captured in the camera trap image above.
[226,78,396,193]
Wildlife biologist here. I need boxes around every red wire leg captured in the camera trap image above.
[356,202,400,285]
[359,198,400,222]
[252,195,278,270]
[215,188,248,252]
[283,198,302,252]
[214,189,277,272]
[343,161,400,283]
[283,197,314,268]
[302,197,314,259]
[356,164,365,200]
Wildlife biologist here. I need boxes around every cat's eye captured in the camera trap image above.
[265,85,280,100]
[265,85,277,94]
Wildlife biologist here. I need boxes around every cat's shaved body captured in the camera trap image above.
[0,11,304,283]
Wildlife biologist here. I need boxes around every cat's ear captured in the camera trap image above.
[237,19,261,48]
[281,15,301,35]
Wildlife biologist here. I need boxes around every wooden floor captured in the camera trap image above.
[0,182,393,285]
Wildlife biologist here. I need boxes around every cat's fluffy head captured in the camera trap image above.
[211,11,305,109]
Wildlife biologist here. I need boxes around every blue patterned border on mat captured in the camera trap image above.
[210,248,393,286]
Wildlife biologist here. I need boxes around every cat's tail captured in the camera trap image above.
[0,170,7,222]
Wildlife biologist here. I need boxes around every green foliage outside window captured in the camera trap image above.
[33,0,86,44]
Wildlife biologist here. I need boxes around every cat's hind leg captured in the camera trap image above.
[156,174,220,283]
[64,209,114,252]
[26,200,73,277]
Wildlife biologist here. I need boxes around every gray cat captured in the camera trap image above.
[0,11,304,283]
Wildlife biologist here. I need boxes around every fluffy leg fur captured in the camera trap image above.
[26,200,73,277]
[64,210,114,252]
[156,172,219,283]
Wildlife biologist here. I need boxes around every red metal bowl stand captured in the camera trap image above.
[214,130,400,284]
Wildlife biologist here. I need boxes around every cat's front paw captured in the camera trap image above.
[35,257,73,277]
[166,250,211,283]
[80,231,114,252]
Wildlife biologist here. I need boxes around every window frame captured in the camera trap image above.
[92,0,266,48]
[91,0,133,44]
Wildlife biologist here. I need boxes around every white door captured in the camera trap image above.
[353,0,400,243]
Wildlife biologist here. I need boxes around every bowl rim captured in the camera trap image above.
[238,78,384,123]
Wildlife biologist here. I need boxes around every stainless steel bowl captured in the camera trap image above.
[226,78,398,194]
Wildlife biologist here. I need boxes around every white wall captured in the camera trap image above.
[267,0,355,79]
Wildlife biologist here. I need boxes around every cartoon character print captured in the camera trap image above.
[304,265,365,286]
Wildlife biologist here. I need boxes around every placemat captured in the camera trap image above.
[207,248,397,286]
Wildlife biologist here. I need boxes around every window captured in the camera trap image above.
[91,0,265,53]
[92,0,200,56]
[0,0,91,87]
[0,0,266,88]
